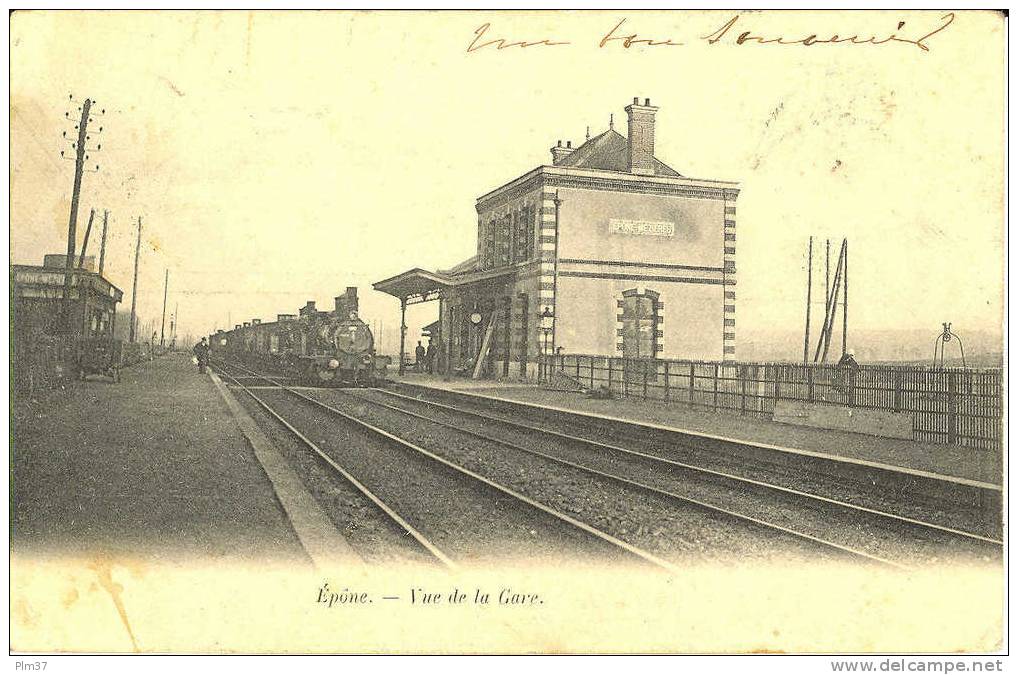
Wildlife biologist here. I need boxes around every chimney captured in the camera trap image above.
[252,319,261,325]
[43,253,97,272]
[243,322,251,327]
[235,324,242,330]
[624,97,658,176]
[550,139,575,165]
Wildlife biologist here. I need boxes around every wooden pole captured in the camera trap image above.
[825,239,830,315]
[128,217,142,343]
[814,241,845,363]
[77,208,95,268]
[97,209,109,276]
[63,98,92,332]
[822,239,832,359]
[803,236,813,364]
[817,242,846,363]
[160,269,168,347]
[842,238,848,358]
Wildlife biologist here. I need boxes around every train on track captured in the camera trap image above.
[209,287,389,386]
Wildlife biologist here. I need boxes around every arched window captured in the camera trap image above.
[617,289,661,359]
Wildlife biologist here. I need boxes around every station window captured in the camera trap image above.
[483,219,497,269]
[514,205,534,263]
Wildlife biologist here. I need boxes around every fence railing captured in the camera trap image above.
[541,354,1003,451]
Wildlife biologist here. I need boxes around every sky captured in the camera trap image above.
[10,10,1005,355]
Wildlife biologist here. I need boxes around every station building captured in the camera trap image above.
[12,254,124,340]
[374,98,740,378]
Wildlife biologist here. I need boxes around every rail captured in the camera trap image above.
[540,354,1002,451]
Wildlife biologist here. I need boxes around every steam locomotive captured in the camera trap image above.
[210,287,389,386]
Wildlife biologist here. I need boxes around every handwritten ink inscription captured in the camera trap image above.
[466,13,956,54]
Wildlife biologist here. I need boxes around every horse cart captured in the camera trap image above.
[76,337,123,383]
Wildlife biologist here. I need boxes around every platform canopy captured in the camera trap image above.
[373,263,517,305]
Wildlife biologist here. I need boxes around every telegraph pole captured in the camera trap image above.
[98,210,109,276]
[160,269,169,347]
[129,217,142,343]
[61,97,92,331]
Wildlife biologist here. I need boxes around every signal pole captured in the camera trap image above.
[129,217,142,343]
[160,269,169,347]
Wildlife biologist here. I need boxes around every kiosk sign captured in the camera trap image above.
[608,219,675,237]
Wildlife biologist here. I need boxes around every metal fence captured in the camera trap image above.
[542,354,1003,451]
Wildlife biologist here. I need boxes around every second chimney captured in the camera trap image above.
[625,97,658,176]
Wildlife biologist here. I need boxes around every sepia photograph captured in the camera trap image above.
[8,8,1006,660]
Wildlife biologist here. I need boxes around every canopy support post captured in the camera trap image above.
[398,296,408,376]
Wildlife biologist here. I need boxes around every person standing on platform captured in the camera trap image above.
[425,339,437,374]
[415,340,426,373]
[193,337,211,374]
[838,349,859,369]
[834,348,860,395]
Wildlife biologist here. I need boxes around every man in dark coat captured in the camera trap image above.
[835,349,859,394]
[415,340,426,373]
[193,337,211,374]
[838,349,859,369]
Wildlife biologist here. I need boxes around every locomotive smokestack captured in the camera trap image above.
[336,287,359,315]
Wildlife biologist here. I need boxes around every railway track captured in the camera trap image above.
[214,360,682,572]
[214,361,997,570]
[419,386,1000,531]
[328,389,998,569]
[388,385,1004,539]
[362,388,1003,553]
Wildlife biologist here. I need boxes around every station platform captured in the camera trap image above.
[389,372,1002,487]
[11,353,308,564]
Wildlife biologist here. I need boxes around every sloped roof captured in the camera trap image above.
[438,255,479,276]
[373,264,516,302]
[557,129,682,177]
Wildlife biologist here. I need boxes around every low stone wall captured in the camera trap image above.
[773,401,914,441]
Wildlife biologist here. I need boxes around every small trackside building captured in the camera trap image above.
[374,97,740,379]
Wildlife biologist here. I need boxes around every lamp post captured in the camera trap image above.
[539,306,554,382]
